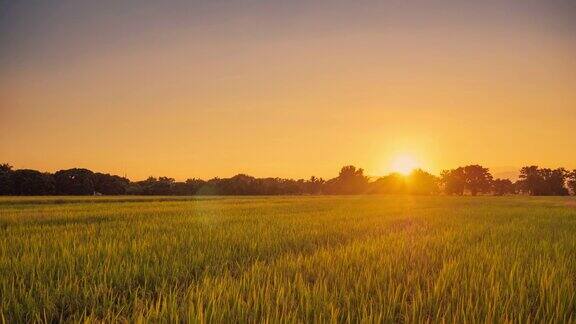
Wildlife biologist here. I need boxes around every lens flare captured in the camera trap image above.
[390,154,420,175]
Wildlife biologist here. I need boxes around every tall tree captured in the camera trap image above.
[492,178,514,196]
[440,167,466,195]
[518,166,568,196]
[304,176,325,195]
[11,170,55,195]
[93,173,129,195]
[370,173,406,194]
[54,168,96,195]
[407,169,439,195]
[540,168,569,196]
[324,165,369,194]
[518,166,541,195]
[568,170,576,196]
[0,163,14,195]
[463,165,493,196]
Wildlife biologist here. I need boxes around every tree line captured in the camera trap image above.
[1,163,575,196]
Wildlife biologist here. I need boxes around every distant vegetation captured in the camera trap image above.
[0,163,575,196]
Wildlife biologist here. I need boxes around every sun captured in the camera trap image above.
[390,154,420,175]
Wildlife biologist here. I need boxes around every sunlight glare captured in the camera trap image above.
[390,154,420,175]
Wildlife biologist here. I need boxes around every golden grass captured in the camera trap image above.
[1,196,575,322]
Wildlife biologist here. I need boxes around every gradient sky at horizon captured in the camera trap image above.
[1,0,575,180]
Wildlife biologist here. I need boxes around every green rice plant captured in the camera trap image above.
[1,196,575,322]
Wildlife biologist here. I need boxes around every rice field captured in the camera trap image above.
[1,196,576,322]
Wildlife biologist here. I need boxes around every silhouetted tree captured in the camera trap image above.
[11,169,55,195]
[131,176,176,195]
[156,177,176,195]
[463,165,493,196]
[172,178,206,195]
[370,173,406,194]
[324,165,369,194]
[518,166,568,196]
[440,168,466,195]
[93,173,129,195]
[370,169,438,195]
[0,164,12,172]
[220,174,257,195]
[492,178,515,196]
[1,162,574,197]
[252,177,303,195]
[188,177,219,195]
[407,169,439,195]
[541,168,569,196]
[54,168,96,195]
[517,166,540,195]
[304,176,325,195]
[568,170,576,196]
[0,163,14,195]
[440,165,492,195]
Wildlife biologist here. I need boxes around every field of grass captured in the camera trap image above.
[1,196,576,322]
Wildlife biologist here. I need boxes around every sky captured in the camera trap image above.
[1,0,575,180]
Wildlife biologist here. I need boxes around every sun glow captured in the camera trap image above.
[390,154,420,175]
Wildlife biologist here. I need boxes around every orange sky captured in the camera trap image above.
[1,0,575,180]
